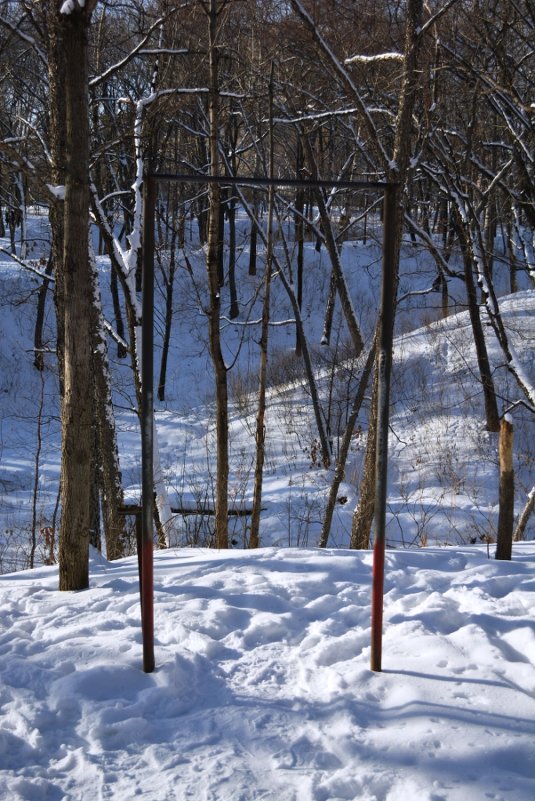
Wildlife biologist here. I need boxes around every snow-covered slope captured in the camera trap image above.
[1,213,535,559]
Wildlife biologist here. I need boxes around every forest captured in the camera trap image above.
[0,0,534,590]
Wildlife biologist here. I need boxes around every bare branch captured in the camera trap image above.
[0,13,47,66]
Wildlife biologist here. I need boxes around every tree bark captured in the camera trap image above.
[157,230,177,402]
[351,0,424,548]
[320,338,376,548]
[460,242,501,432]
[46,4,67,391]
[58,3,97,591]
[90,249,126,560]
[206,0,229,548]
[351,366,378,549]
[33,256,54,371]
[250,64,275,549]
[514,486,535,542]
[495,417,514,560]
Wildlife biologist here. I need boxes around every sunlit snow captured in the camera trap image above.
[0,545,534,800]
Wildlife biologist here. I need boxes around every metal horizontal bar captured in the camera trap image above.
[148,172,394,191]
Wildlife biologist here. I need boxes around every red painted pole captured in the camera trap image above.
[141,177,156,673]
[370,183,398,672]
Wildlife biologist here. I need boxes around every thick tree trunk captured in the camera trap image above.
[58,6,96,591]
[322,269,337,346]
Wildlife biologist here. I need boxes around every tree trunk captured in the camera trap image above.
[227,191,239,318]
[110,266,127,359]
[0,179,4,238]
[248,214,258,276]
[350,0,424,550]
[207,0,229,548]
[322,268,337,346]
[321,339,376,547]
[275,251,332,468]
[460,243,500,432]
[89,421,102,551]
[295,137,305,355]
[301,134,363,356]
[46,4,67,392]
[58,4,97,591]
[514,486,535,542]
[351,366,378,549]
[495,416,514,560]
[249,203,273,548]
[250,64,275,549]
[33,256,54,371]
[158,233,177,402]
[90,249,126,560]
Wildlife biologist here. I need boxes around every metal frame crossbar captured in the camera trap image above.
[140,172,399,673]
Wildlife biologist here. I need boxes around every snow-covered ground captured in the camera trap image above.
[1,544,534,800]
[1,211,534,799]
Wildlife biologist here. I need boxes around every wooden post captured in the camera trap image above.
[496,415,514,560]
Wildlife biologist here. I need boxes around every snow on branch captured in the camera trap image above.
[289,0,390,174]
[404,212,463,279]
[138,49,189,56]
[0,14,47,66]
[503,399,535,417]
[345,52,404,65]
[90,14,169,88]
[46,184,65,200]
[274,107,361,124]
[103,320,129,352]
[0,141,36,177]
[16,116,52,166]
[221,316,296,328]
[60,0,96,13]
[418,0,462,37]
[0,248,55,283]
[60,0,83,13]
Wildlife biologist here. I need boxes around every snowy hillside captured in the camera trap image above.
[1,211,534,565]
[1,214,534,800]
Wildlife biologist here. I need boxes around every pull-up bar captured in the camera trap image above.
[139,173,398,673]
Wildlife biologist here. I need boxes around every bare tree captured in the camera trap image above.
[56,0,99,591]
